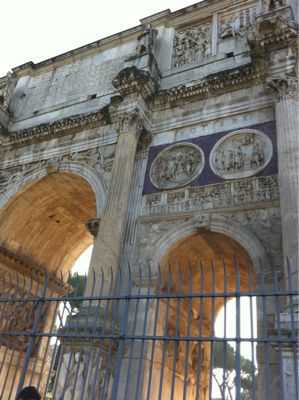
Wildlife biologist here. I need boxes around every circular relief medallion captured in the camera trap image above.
[150,143,204,190]
[209,129,273,180]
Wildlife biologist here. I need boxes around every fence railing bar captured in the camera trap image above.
[97,268,116,400]
[247,257,257,400]
[16,272,48,396]
[182,262,193,400]
[81,273,105,400]
[158,264,172,400]
[170,264,183,400]
[234,257,241,400]
[134,263,152,400]
[36,274,64,395]
[110,264,132,400]
[2,289,298,303]
[260,258,271,400]
[221,259,228,400]
[271,260,285,400]
[46,276,75,399]
[124,263,142,400]
[287,258,299,400]
[1,272,30,399]
[0,271,26,366]
[209,260,216,400]
[30,273,60,391]
[145,264,162,400]
[195,261,204,399]
[0,259,298,400]
[1,331,298,343]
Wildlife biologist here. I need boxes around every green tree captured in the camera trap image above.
[68,274,87,310]
[213,341,255,400]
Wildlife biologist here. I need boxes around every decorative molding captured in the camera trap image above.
[0,109,106,149]
[150,142,204,190]
[112,66,158,99]
[0,246,68,291]
[209,129,273,180]
[118,108,144,137]
[142,176,279,216]
[158,64,267,106]
[267,74,298,101]
[0,150,110,215]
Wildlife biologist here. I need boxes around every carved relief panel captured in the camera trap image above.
[218,7,256,41]
[173,23,212,68]
[209,130,273,179]
[150,143,204,190]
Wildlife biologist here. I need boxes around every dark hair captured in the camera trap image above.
[16,386,41,400]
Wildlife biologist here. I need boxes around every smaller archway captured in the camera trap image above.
[146,230,254,400]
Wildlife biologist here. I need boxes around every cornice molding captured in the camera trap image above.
[0,63,267,149]
[112,65,158,99]
[0,109,107,149]
[157,64,266,106]
[0,246,68,291]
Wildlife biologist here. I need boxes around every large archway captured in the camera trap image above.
[145,230,255,400]
[0,171,98,399]
[0,172,97,275]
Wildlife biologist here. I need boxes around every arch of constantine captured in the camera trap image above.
[0,0,298,399]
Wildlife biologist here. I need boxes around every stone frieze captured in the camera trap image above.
[142,176,279,216]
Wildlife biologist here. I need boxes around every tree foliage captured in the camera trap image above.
[213,341,255,400]
[68,274,87,310]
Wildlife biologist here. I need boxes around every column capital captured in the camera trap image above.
[117,108,144,137]
[267,74,298,102]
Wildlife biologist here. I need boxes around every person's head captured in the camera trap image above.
[16,386,41,400]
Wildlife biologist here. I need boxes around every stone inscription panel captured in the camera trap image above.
[143,121,277,195]
[14,54,126,118]
[150,143,204,190]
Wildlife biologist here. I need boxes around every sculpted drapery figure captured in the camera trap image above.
[136,23,158,55]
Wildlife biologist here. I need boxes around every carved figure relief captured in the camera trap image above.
[262,0,286,12]
[136,24,158,55]
[173,23,212,67]
[210,130,273,179]
[218,7,257,43]
[0,72,15,109]
[0,145,115,198]
[150,143,204,190]
[143,176,279,216]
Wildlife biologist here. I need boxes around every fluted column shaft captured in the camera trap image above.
[86,111,142,296]
[268,76,298,287]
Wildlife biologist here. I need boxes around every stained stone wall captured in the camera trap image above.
[0,0,297,398]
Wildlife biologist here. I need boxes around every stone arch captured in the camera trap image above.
[142,216,266,400]
[0,166,101,276]
[0,161,106,217]
[143,213,270,274]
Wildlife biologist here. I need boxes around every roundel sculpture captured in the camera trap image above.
[209,129,273,180]
[150,142,204,190]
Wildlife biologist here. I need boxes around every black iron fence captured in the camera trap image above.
[0,259,298,400]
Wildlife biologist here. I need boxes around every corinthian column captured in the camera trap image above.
[86,109,143,296]
[267,75,298,286]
